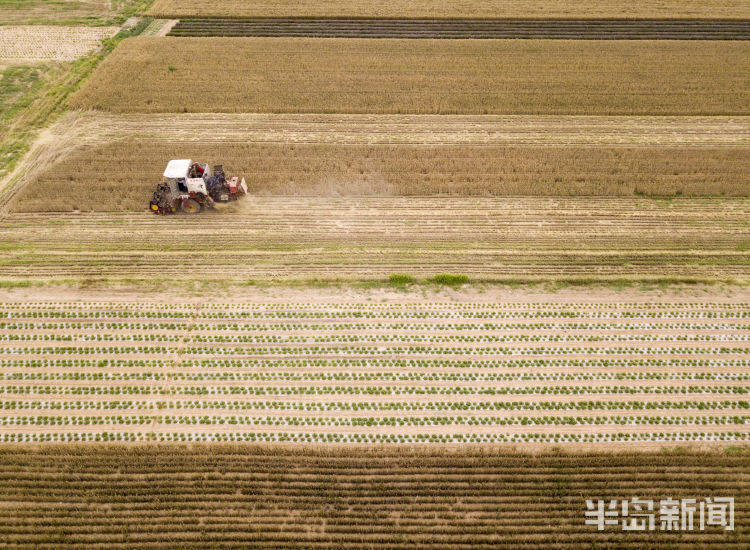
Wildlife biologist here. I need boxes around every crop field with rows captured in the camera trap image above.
[166,18,750,40]
[2,1,748,547]
[8,112,750,211]
[17,142,750,210]
[69,38,750,114]
[1,198,749,281]
[0,298,748,444]
[6,111,749,213]
[0,445,746,548]
[148,0,750,20]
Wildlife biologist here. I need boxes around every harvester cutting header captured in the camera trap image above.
[149,159,247,214]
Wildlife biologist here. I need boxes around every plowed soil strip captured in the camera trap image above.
[169,18,750,40]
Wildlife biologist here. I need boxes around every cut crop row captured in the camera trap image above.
[168,18,750,40]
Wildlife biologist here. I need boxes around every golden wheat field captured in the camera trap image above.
[148,0,750,19]
[13,141,750,211]
[69,38,750,115]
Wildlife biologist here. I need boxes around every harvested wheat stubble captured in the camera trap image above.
[148,0,750,20]
[1,198,748,281]
[0,299,748,445]
[1,445,748,548]
[168,18,750,40]
[0,26,118,64]
[13,140,750,212]
[44,112,750,146]
[69,38,750,115]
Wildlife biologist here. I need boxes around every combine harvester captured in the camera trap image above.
[149,159,247,214]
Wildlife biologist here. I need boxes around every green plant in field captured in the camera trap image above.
[431,273,469,286]
[388,273,415,286]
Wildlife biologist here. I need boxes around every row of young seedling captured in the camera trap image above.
[5,332,748,344]
[2,399,745,411]
[0,334,182,342]
[5,301,747,310]
[2,357,747,369]
[5,344,749,358]
[3,370,748,382]
[1,414,747,427]
[2,399,747,412]
[4,309,749,320]
[2,431,747,444]
[5,321,749,333]
[179,345,750,356]
[2,384,746,397]
[186,333,750,343]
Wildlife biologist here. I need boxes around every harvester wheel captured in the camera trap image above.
[182,199,201,214]
[181,199,201,214]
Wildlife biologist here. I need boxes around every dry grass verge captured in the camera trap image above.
[13,141,750,211]
[148,0,750,20]
[69,38,750,115]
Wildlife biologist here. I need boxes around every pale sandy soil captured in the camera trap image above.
[1,283,749,304]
